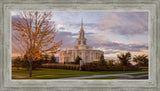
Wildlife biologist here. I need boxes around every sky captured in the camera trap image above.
[11,11,149,60]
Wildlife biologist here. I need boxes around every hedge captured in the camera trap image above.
[81,64,140,71]
[42,63,80,70]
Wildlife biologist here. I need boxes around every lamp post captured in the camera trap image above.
[66,49,68,64]
[79,59,83,71]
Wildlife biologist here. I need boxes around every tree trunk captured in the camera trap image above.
[123,66,125,72]
[29,57,33,77]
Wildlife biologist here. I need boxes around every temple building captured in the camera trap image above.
[59,18,104,64]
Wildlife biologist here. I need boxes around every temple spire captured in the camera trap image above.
[81,17,83,29]
[79,17,84,38]
[77,18,87,45]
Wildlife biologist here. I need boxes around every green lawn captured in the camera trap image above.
[85,76,126,79]
[12,67,148,79]
[129,73,148,76]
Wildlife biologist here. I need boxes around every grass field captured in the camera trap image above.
[12,67,148,79]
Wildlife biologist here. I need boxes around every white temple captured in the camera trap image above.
[59,18,104,64]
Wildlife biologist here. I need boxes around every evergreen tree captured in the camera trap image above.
[50,55,56,63]
[99,54,106,65]
[44,54,49,63]
[74,56,82,64]
[107,59,115,66]
[21,55,30,70]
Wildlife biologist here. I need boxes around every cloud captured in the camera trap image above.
[59,27,65,30]
[57,24,64,28]
[86,33,148,55]
[69,23,98,28]
[68,23,101,32]
[99,12,148,36]
[98,41,148,52]
[72,32,95,36]
[104,49,120,54]
[54,31,76,48]
[54,31,96,49]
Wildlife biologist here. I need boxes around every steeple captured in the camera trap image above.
[81,17,83,29]
[77,18,87,45]
[79,18,85,39]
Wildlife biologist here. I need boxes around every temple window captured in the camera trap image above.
[96,53,98,59]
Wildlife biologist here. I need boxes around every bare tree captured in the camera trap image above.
[12,11,62,77]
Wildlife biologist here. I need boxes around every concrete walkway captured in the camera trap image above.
[58,72,148,80]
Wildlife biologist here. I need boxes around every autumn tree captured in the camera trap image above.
[133,55,148,67]
[12,11,62,77]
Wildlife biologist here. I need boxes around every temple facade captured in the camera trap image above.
[59,18,104,64]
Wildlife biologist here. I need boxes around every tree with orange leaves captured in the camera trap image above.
[12,11,62,77]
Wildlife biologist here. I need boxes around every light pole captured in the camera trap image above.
[79,59,83,71]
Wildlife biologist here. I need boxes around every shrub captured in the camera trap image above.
[41,64,80,70]
[21,55,43,70]
[13,56,21,70]
[81,63,139,71]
